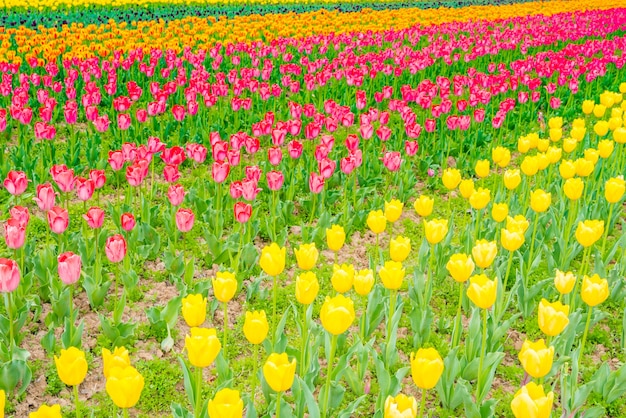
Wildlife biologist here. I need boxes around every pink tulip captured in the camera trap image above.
[175,208,195,232]
[83,207,104,229]
[94,115,110,132]
[309,172,324,194]
[75,177,95,201]
[227,149,241,166]
[268,147,282,166]
[4,218,25,249]
[271,128,287,146]
[267,170,285,191]
[424,119,436,133]
[51,166,75,193]
[47,206,69,234]
[474,108,486,123]
[163,164,181,183]
[315,145,329,162]
[117,113,131,130]
[4,171,27,196]
[212,141,229,162]
[383,151,402,172]
[121,213,136,232]
[185,143,207,164]
[234,202,252,223]
[161,146,186,166]
[356,90,367,109]
[136,108,148,123]
[212,161,230,183]
[9,206,29,227]
[230,181,243,199]
[126,164,144,187]
[0,258,20,293]
[58,252,82,285]
[405,141,419,156]
[245,166,262,183]
[318,158,336,179]
[172,104,186,121]
[288,140,303,159]
[241,178,261,201]
[108,151,125,171]
[167,184,185,206]
[105,234,127,263]
[121,143,137,162]
[34,183,56,211]
[147,136,165,154]
[340,155,356,175]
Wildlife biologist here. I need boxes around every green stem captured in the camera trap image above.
[473,209,482,242]
[308,193,317,225]
[452,281,464,347]
[476,308,488,402]
[222,302,228,360]
[571,246,591,313]
[418,389,426,418]
[276,391,282,418]
[526,213,540,281]
[272,274,278,346]
[497,251,515,318]
[123,408,129,418]
[69,285,74,347]
[579,306,593,367]
[386,290,397,346]
[194,366,203,418]
[74,384,80,418]
[4,292,14,351]
[600,204,614,259]
[300,303,308,377]
[323,335,338,418]
[360,296,367,342]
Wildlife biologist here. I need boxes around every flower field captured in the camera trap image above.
[0,0,625,416]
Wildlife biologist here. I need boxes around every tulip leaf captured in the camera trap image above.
[337,394,367,418]
[170,402,194,418]
[0,359,31,396]
[177,357,196,410]
[602,362,626,404]
[294,376,320,418]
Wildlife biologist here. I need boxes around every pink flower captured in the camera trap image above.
[309,172,324,194]
[185,143,207,164]
[241,178,261,201]
[268,146,283,166]
[0,258,20,293]
[172,104,186,122]
[108,151,125,171]
[163,164,181,183]
[405,141,419,156]
[175,208,195,233]
[47,206,69,234]
[9,206,29,227]
[58,252,82,285]
[288,140,303,159]
[83,207,104,229]
[105,234,127,263]
[167,184,185,206]
[121,213,136,232]
[318,158,336,179]
[267,170,285,191]
[4,218,25,249]
[89,170,106,189]
[340,155,356,175]
[75,177,95,201]
[126,164,144,187]
[4,171,28,196]
[383,151,402,172]
[234,202,252,223]
[34,183,56,211]
[212,161,230,183]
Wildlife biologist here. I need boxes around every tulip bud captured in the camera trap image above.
[243,311,269,345]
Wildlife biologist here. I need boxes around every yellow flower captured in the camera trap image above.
[475,159,490,178]
[446,253,475,283]
[554,270,576,295]
[384,394,417,418]
[353,269,375,296]
[212,271,237,303]
[413,195,434,217]
[259,243,286,277]
[491,203,508,223]
[469,187,491,210]
[410,348,444,389]
[29,404,62,418]
[0,389,3,418]
[102,347,130,379]
[559,159,576,179]
[294,243,319,271]
[548,128,562,142]
[379,261,405,290]
[384,199,404,223]
[548,117,563,129]
[367,210,387,234]
[518,339,554,379]
[605,176,625,203]
[472,239,497,269]
[537,139,549,153]
[54,347,88,387]
[501,228,525,252]
[575,158,595,177]
[424,218,448,245]
[390,236,411,262]
[536,153,550,171]
[593,103,606,118]
[581,274,609,307]
[584,148,599,164]
[563,136,578,153]
[185,327,221,368]
[331,263,355,294]
[263,353,296,393]
[594,121,609,137]
[243,311,269,345]
[459,178,475,199]
[570,126,585,141]
[208,388,244,418]
[598,139,614,158]
[600,91,615,108]
[466,274,497,309]
[614,126,626,143]
[506,215,529,233]
[581,100,594,115]
[503,169,521,190]
[320,295,355,335]
[181,293,207,328]
[538,299,569,337]
[520,156,538,176]
[326,225,346,252]
[518,136,532,154]
[575,220,604,248]
[608,117,622,131]
[546,146,562,164]
[492,146,511,168]
[442,168,461,190]
[563,178,584,201]
[530,189,551,213]
[105,366,145,409]
[510,382,554,418]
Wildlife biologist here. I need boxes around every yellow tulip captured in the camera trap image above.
[575,220,604,247]
[581,99,594,115]
[593,103,606,118]
[492,146,511,168]
[106,366,145,409]
[353,269,375,296]
[501,228,525,252]
[611,107,623,117]
[518,136,532,154]
[570,126,585,141]
[413,195,434,217]
[594,120,609,137]
[605,176,625,203]
[554,270,576,295]
[459,178,475,199]
[475,159,490,178]
[446,253,475,283]
[563,178,584,201]
[558,159,576,179]
[326,225,346,252]
[575,158,595,177]
[384,394,417,418]
[294,243,319,271]
[599,91,614,108]
[208,388,244,418]
[295,271,319,305]
[598,139,614,158]
[263,353,296,393]
[584,148,599,164]
[548,128,562,142]
[491,203,508,223]
[243,311,269,345]
[102,347,130,379]
[379,261,405,290]
[29,405,62,418]
[503,169,521,190]
[536,153,550,171]
[520,156,538,176]
[442,168,461,190]
[410,348,444,389]
[581,274,609,307]
[469,187,491,210]
[320,295,355,335]
[181,293,207,327]
[537,138,549,153]
[510,382,554,418]
[331,263,355,294]
[212,271,237,303]
[384,199,404,223]
[538,299,569,337]
[466,274,497,309]
[518,339,554,378]
[185,327,221,368]
[530,189,551,213]
[546,146,562,164]
[614,126,626,143]
[548,117,562,129]
[367,210,387,234]
[608,116,622,131]
[54,347,88,387]
[390,236,411,262]
[424,218,448,245]
[259,243,286,277]
[506,215,529,233]
[472,239,497,269]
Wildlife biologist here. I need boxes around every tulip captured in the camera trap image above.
[605,176,625,203]
[594,121,609,137]
[354,269,375,296]
[492,146,511,168]
[518,339,554,378]
[390,236,411,262]
[185,327,221,368]
[510,382,554,418]
[263,352,296,394]
[243,311,269,345]
[259,243,286,277]
[102,347,131,379]
[442,168,461,190]
[29,404,62,418]
[467,274,497,309]
[563,178,584,201]
[500,228,525,252]
[413,195,434,217]
[538,299,569,337]
[469,187,490,210]
[423,219,448,245]
[384,394,417,418]
[106,366,145,409]
[446,253,475,283]
[575,158,594,177]
[331,263,355,294]
[491,203,508,223]
[582,100,594,114]
[175,208,195,233]
[47,206,69,234]
[379,261,405,291]
[120,213,135,232]
[326,224,346,253]
[0,258,20,294]
[54,347,88,387]
[459,178,475,199]
[105,234,127,263]
[410,348,444,389]
[367,210,387,234]
[575,220,604,248]
[320,295,355,336]
[530,190,551,213]
[181,294,207,328]
[384,199,403,223]
[294,243,319,271]
[167,184,185,206]
[581,274,609,307]
[82,206,104,230]
[4,218,25,249]
[559,160,576,179]
[57,252,81,285]
[472,240,497,269]
[520,156,539,176]
[3,170,27,196]
[34,183,56,211]
[208,388,243,418]
[295,272,319,305]
[475,159,490,178]
[212,271,237,303]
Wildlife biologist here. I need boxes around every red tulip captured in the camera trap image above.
[120,213,136,232]
[175,208,195,232]
[105,234,127,263]
[288,140,303,159]
[167,184,185,206]
[89,170,106,189]
[75,177,95,201]
[0,258,20,293]
[234,202,252,223]
[83,207,104,229]
[4,218,25,249]
[309,172,324,194]
[34,183,56,211]
[58,252,82,285]
[47,206,69,234]
[4,171,27,196]
[267,170,285,191]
